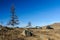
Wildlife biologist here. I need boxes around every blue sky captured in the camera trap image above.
[0,0,60,27]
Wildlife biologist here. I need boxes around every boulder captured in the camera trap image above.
[21,29,33,36]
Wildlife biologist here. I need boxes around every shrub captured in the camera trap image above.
[46,25,53,29]
[5,27,14,30]
[39,27,42,29]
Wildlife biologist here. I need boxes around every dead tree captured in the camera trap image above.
[8,5,19,27]
[28,22,31,27]
[26,22,32,28]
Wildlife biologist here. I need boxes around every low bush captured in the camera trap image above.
[46,25,53,29]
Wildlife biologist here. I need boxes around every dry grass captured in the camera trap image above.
[0,28,60,40]
[0,23,60,40]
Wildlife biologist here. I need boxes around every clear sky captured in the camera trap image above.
[0,0,60,27]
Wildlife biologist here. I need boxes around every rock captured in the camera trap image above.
[21,29,33,36]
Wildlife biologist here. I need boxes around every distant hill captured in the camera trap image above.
[42,23,60,29]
